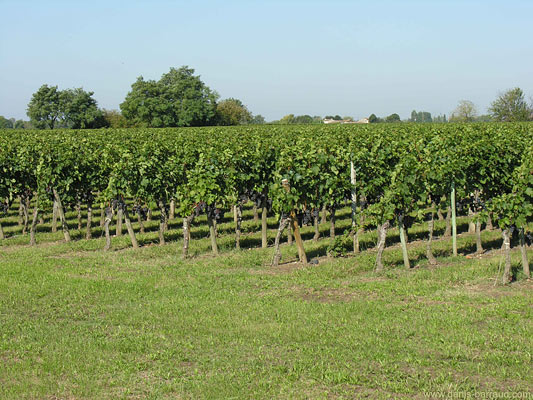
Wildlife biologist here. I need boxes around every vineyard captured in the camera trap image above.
[1,123,532,282]
[2,123,533,398]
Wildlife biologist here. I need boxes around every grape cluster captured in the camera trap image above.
[194,201,206,217]
[508,225,533,245]
[132,205,149,221]
[525,231,533,246]
[78,191,94,203]
[206,204,222,222]
[296,208,317,227]
[456,195,485,213]
[111,199,124,211]
[250,191,272,210]
[1,201,9,215]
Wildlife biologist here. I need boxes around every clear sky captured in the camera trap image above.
[1,0,532,121]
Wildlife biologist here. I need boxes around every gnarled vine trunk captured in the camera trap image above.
[182,214,195,259]
[137,210,145,234]
[329,207,336,239]
[253,204,259,222]
[86,201,93,240]
[53,188,70,242]
[261,202,268,248]
[444,205,452,238]
[158,200,166,245]
[502,228,512,284]
[123,206,139,249]
[103,206,112,251]
[76,202,82,231]
[519,228,530,279]
[313,214,319,242]
[426,209,437,266]
[52,199,59,232]
[29,195,39,246]
[21,195,29,235]
[116,207,123,237]
[272,216,290,266]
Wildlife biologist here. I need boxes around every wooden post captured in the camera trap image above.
[350,159,357,253]
[451,182,457,256]
[398,214,410,269]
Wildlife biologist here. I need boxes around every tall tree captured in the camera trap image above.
[215,98,252,125]
[385,113,401,123]
[27,84,62,129]
[120,66,218,127]
[0,116,13,129]
[489,88,532,122]
[62,88,106,129]
[451,100,477,122]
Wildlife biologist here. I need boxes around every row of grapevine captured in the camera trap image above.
[0,123,531,281]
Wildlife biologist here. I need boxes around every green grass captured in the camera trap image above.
[1,205,532,399]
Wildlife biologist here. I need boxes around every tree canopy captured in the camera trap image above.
[409,110,432,123]
[215,98,252,125]
[489,88,532,122]
[26,85,63,129]
[26,84,104,129]
[450,100,477,122]
[120,66,219,128]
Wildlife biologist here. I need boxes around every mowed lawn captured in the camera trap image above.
[0,207,532,399]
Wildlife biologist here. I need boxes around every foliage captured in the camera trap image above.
[385,113,401,123]
[26,84,63,129]
[450,100,477,122]
[409,110,432,123]
[27,85,104,129]
[326,231,352,256]
[102,109,129,128]
[120,66,218,128]
[489,87,532,122]
[62,88,106,129]
[215,98,252,125]
[1,123,532,251]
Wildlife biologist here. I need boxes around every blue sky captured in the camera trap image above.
[1,0,532,121]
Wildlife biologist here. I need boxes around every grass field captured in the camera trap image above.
[1,204,532,399]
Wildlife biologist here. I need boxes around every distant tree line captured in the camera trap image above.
[22,66,265,130]
[0,116,31,129]
[8,71,533,130]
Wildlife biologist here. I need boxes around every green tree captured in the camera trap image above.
[27,84,63,129]
[450,100,477,122]
[63,88,106,129]
[215,98,252,125]
[385,113,401,123]
[293,115,314,124]
[0,116,13,129]
[250,114,265,124]
[489,87,532,122]
[409,110,432,123]
[120,66,218,127]
[14,120,26,129]
[102,109,129,128]
[369,114,384,123]
[279,114,296,124]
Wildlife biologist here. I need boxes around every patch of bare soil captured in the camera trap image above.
[289,285,359,304]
